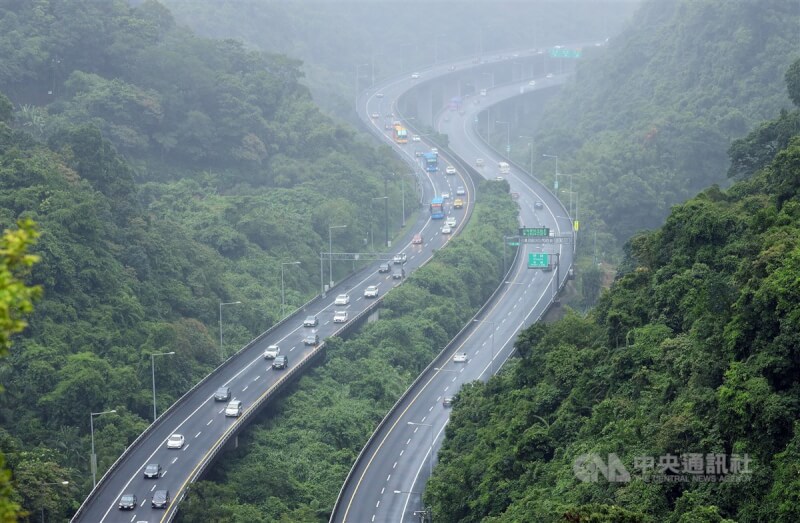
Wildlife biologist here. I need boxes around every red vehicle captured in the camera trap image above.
[412,233,423,245]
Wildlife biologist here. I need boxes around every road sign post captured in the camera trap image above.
[519,227,549,237]
[528,252,549,268]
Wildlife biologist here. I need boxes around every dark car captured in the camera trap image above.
[303,315,318,327]
[152,489,170,509]
[272,355,289,369]
[392,268,405,280]
[118,493,137,510]
[378,263,390,273]
[303,334,320,346]
[214,386,231,402]
[143,463,162,479]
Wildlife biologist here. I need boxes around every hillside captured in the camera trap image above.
[513,0,799,253]
[425,61,800,522]
[0,1,406,518]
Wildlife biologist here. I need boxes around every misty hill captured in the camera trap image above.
[0,1,404,518]
[522,0,799,246]
[161,0,638,118]
[424,62,800,522]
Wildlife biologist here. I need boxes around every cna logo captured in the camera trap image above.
[573,453,631,483]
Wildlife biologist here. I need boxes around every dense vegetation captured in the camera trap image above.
[0,1,408,519]
[425,62,800,522]
[508,0,799,268]
[175,181,519,522]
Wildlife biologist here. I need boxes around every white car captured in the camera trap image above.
[263,344,280,359]
[476,158,484,167]
[375,92,384,98]
[546,73,554,78]
[445,166,456,175]
[445,217,457,227]
[441,225,452,235]
[456,186,465,196]
[333,311,348,323]
[411,72,420,79]
[334,293,350,306]
[453,352,468,363]
[441,192,450,200]
[364,285,379,298]
[393,253,407,264]
[166,434,184,449]
[371,112,379,119]
[528,80,536,86]
[412,134,421,142]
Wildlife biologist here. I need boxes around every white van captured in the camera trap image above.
[498,162,510,174]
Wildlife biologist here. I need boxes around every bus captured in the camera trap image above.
[393,123,408,144]
[430,196,445,219]
[422,151,438,172]
[498,161,510,174]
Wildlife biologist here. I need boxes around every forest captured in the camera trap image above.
[425,61,800,522]
[0,0,413,519]
[508,0,799,277]
[0,0,798,521]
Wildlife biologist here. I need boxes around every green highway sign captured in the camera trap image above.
[519,227,549,237]
[528,253,549,268]
[549,47,582,58]
[507,241,520,247]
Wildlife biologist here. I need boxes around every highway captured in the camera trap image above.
[72,89,475,523]
[332,54,574,522]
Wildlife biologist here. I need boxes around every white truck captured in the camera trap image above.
[498,162,510,175]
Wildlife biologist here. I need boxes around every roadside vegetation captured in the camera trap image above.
[425,60,800,522]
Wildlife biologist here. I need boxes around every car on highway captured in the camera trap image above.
[263,344,280,359]
[143,463,162,479]
[334,293,350,305]
[453,352,468,363]
[303,334,320,346]
[443,396,454,407]
[430,147,438,153]
[166,434,184,449]
[411,72,420,79]
[392,268,405,280]
[303,315,318,327]
[476,158,484,167]
[273,355,289,368]
[393,253,406,264]
[445,217,457,227]
[151,489,170,509]
[364,285,379,298]
[441,192,450,200]
[370,112,379,119]
[534,201,544,209]
[375,92,384,98]
[412,233,423,245]
[118,494,137,510]
[378,262,390,273]
[495,176,504,181]
[453,198,464,209]
[456,186,465,195]
[214,386,231,402]
[333,310,348,323]
[441,225,452,235]
[225,400,242,417]
[546,73,554,78]
[412,134,421,142]
[445,165,456,175]
[415,150,424,157]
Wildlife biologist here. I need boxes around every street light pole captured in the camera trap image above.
[281,261,301,318]
[519,135,534,174]
[542,153,559,190]
[219,301,241,362]
[90,410,116,488]
[328,224,347,288]
[151,351,175,422]
[407,421,434,478]
[472,318,496,375]
[496,121,510,153]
